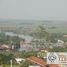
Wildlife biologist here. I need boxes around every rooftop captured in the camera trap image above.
[27,56,47,67]
[27,56,61,67]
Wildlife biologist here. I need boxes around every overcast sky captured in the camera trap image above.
[0,0,67,20]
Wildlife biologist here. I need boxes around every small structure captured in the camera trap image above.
[64,42,67,47]
[0,44,10,50]
[56,40,64,47]
[15,58,25,64]
[27,56,47,67]
[19,40,33,51]
[63,35,67,38]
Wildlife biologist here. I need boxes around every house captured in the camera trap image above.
[27,56,61,67]
[56,40,64,47]
[63,35,67,38]
[31,39,46,51]
[49,64,61,67]
[27,56,47,67]
[19,40,33,51]
[15,58,25,64]
[0,44,10,50]
[63,42,67,47]
[50,40,65,48]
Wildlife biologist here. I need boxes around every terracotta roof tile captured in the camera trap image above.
[49,64,61,67]
[27,56,47,67]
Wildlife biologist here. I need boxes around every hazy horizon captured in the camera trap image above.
[0,0,67,21]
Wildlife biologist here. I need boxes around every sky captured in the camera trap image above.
[0,0,67,20]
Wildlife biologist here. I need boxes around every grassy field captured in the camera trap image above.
[0,19,67,34]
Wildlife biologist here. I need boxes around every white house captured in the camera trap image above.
[15,58,25,64]
[57,40,64,47]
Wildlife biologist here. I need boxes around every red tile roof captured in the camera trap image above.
[27,56,61,67]
[0,44,9,49]
[49,64,61,67]
[27,56,47,67]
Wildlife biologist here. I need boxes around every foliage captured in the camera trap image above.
[0,51,37,59]
[31,25,51,48]
[0,33,22,49]
[0,53,16,65]
[37,51,47,58]
[21,51,37,58]
[33,25,50,39]
[20,60,34,67]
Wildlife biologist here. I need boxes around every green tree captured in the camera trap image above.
[33,26,49,39]
[0,53,16,65]
[21,51,37,58]
[20,60,34,67]
[32,25,50,48]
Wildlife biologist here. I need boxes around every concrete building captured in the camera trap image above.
[19,40,33,51]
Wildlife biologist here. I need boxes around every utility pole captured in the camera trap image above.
[10,60,12,67]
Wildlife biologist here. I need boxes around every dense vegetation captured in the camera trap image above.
[0,21,67,66]
[0,51,38,67]
[0,53,15,65]
[0,33,22,49]
[20,60,34,67]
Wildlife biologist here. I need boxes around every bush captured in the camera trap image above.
[20,60,34,67]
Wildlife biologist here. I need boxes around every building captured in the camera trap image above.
[27,56,47,67]
[54,40,64,47]
[19,40,33,51]
[15,58,25,64]
[0,44,10,50]
[27,56,61,67]
[63,35,67,38]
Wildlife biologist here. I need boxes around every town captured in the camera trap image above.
[0,0,67,67]
[0,22,67,67]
